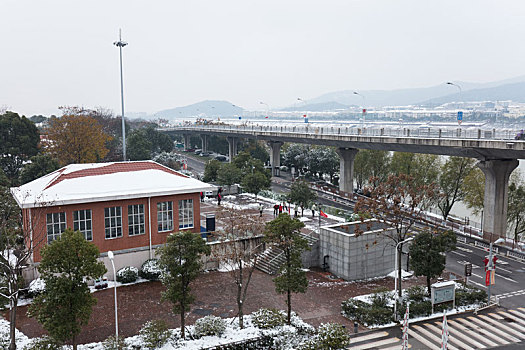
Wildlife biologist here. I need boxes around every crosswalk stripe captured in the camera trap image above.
[380,345,405,350]
[479,313,525,339]
[467,316,520,343]
[347,337,399,350]
[438,321,487,348]
[455,318,510,346]
[447,319,498,347]
[494,312,525,333]
[407,327,440,350]
[412,324,460,350]
[426,322,474,350]
[509,308,525,320]
[350,331,389,343]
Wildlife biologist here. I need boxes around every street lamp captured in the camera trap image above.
[446,81,462,103]
[393,237,414,320]
[113,29,128,161]
[297,98,307,121]
[353,91,366,127]
[259,101,269,119]
[107,251,118,338]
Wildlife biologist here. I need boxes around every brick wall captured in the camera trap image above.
[26,192,201,262]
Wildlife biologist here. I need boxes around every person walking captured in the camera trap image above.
[217,193,222,206]
[259,203,263,217]
[311,203,317,218]
[294,203,298,218]
[200,192,204,202]
[273,204,279,216]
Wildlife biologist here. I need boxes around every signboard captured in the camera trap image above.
[430,281,455,313]
[457,111,463,125]
[464,263,472,277]
[362,108,367,115]
[485,270,495,286]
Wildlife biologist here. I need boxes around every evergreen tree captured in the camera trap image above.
[288,180,317,216]
[241,171,270,198]
[409,230,456,294]
[29,229,106,350]
[217,163,242,193]
[437,157,476,220]
[0,111,40,183]
[507,180,525,246]
[158,232,210,339]
[19,154,61,184]
[264,214,309,324]
[203,159,221,182]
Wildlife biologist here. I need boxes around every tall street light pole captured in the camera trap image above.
[393,237,413,320]
[259,101,269,119]
[107,251,119,338]
[114,29,128,161]
[353,91,366,127]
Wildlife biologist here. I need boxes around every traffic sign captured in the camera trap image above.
[464,263,472,277]
[457,111,463,125]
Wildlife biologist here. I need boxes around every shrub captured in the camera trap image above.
[361,304,393,326]
[139,320,172,350]
[251,308,286,329]
[341,297,392,326]
[407,285,427,303]
[102,335,127,350]
[116,266,138,284]
[139,259,162,281]
[456,286,487,306]
[341,299,368,320]
[193,315,227,338]
[316,323,351,349]
[409,300,432,317]
[23,336,62,350]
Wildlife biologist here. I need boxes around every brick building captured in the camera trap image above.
[11,160,212,279]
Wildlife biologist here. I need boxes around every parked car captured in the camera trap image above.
[194,149,202,155]
[214,155,228,162]
[200,151,212,157]
[94,276,108,289]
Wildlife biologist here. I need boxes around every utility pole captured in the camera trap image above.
[114,29,128,161]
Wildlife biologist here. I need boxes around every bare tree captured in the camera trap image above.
[0,189,49,350]
[213,206,265,329]
[354,174,439,297]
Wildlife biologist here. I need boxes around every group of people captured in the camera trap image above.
[515,130,525,140]
[270,202,318,218]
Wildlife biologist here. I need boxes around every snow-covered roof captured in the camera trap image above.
[11,161,213,209]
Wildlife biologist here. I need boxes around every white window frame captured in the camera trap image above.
[104,206,122,239]
[178,199,194,229]
[157,201,173,232]
[46,212,66,243]
[128,204,145,236]
[73,209,92,241]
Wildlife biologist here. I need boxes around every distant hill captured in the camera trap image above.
[156,100,244,120]
[280,101,354,112]
[306,75,525,107]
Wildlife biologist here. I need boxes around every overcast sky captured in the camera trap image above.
[2,0,525,117]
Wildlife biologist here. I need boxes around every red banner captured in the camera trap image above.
[485,270,491,286]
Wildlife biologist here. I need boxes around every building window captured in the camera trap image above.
[157,201,173,232]
[73,209,92,241]
[179,199,194,229]
[46,212,66,243]
[128,204,145,236]
[104,206,122,239]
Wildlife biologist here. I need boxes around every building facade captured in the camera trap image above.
[11,161,212,279]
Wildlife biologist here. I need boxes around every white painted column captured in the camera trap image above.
[267,141,283,177]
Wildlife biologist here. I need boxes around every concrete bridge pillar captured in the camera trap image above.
[267,141,283,177]
[200,134,209,153]
[477,159,519,242]
[336,148,358,194]
[227,137,238,163]
[183,134,191,151]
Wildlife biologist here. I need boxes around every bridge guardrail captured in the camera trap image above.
[165,124,524,141]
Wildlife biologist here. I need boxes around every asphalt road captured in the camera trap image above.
[446,239,525,309]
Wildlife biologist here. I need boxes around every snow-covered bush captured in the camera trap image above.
[153,152,181,171]
[298,323,350,350]
[193,315,227,338]
[139,259,161,281]
[27,278,46,298]
[116,266,138,284]
[251,308,286,329]
[23,335,62,350]
[139,320,172,350]
[102,335,126,350]
[455,285,487,306]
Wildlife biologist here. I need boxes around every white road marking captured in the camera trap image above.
[478,314,525,340]
[348,337,399,350]
[467,316,520,343]
[455,318,510,345]
[451,251,467,257]
[447,319,498,347]
[425,322,473,350]
[496,274,518,283]
[436,321,485,349]
[497,267,512,273]
[457,246,473,253]
[471,273,483,278]
[407,328,440,350]
[350,331,389,343]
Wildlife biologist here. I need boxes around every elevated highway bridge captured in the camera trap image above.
[161,123,525,242]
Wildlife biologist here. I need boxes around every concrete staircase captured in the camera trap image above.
[256,233,319,275]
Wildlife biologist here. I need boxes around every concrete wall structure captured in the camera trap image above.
[319,220,405,280]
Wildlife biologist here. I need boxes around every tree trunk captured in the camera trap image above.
[72,335,77,350]
[238,265,244,329]
[427,275,432,295]
[9,295,17,350]
[181,302,186,339]
[397,245,403,297]
[287,289,291,325]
